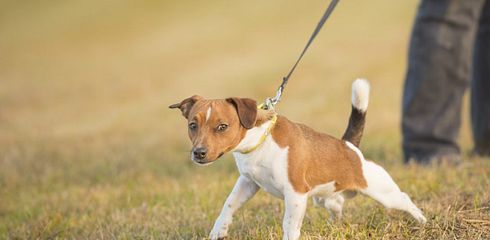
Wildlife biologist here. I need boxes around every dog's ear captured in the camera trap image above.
[169,95,203,119]
[226,97,257,129]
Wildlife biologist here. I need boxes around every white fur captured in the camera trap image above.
[345,141,427,224]
[282,192,307,240]
[233,120,274,152]
[205,107,212,122]
[351,78,370,112]
[233,132,290,199]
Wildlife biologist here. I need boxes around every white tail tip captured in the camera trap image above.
[351,78,370,112]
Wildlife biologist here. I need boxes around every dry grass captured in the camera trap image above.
[0,0,489,239]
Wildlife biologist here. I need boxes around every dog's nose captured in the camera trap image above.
[193,147,208,160]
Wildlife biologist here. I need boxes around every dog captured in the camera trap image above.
[170,79,427,240]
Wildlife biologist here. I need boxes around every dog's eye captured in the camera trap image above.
[217,123,228,132]
[188,122,197,130]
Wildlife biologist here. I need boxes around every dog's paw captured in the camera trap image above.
[412,208,427,224]
[416,213,427,224]
[312,196,324,207]
[209,227,228,240]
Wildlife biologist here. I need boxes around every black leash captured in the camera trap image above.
[262,0,340,110]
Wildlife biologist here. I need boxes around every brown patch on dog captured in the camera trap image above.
[271,116,368,193]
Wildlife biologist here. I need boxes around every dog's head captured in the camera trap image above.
[169,95,258,165]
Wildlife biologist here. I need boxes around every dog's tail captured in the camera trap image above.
[342,79,370,147]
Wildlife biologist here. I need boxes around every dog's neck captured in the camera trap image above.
[233,110,276,154]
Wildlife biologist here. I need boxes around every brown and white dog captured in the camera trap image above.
[170,79,426,240]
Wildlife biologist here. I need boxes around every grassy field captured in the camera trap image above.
[1,0,489,239]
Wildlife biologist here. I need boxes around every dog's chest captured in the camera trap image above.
[233,137,290,198]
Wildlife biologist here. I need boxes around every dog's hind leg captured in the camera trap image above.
[345,141,427,224]
[325,194,345,221]
[359,160,427,224]
[313,194,345,222]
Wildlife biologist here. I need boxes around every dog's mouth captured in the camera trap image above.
[194,159,213,165]
[192,152,224,166]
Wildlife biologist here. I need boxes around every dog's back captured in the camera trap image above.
[269,79,370,193]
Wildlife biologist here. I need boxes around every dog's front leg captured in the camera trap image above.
[209,176,259,240]
[282,192,308,240]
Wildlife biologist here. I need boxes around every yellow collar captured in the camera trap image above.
[239,114,278,154]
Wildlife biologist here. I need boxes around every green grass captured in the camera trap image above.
[1,0,489,239]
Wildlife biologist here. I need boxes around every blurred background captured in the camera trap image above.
[0,0,483,238]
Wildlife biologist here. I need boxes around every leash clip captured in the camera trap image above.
[261,97,275,110]
[260,84,283,110]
